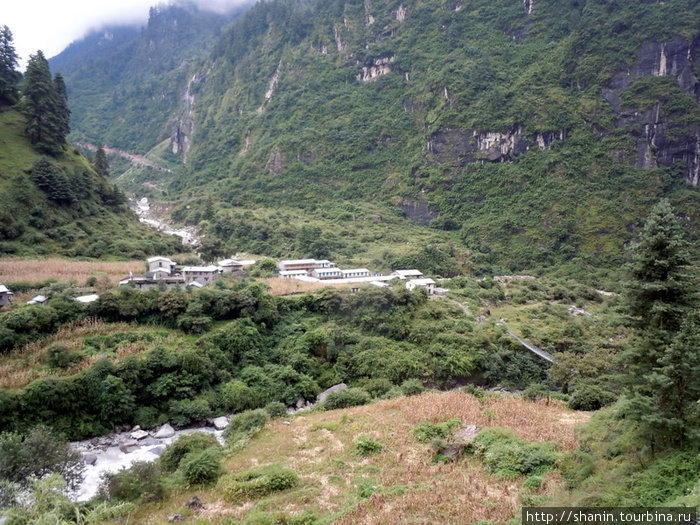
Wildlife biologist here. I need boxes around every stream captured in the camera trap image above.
[134,197,199,246]
[70,422,225,502]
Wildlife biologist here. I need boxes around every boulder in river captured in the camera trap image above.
[155,423,175,439]
[212,416,229,430]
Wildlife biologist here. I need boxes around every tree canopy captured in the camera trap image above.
[618,200,699,446]
[0,25,20,106]
[21,50,70,155]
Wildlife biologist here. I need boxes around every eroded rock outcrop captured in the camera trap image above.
[427,126,565,166]
[603,37,700,185]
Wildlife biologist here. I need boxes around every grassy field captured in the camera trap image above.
[127,391,587,525]
[0,258,144,286]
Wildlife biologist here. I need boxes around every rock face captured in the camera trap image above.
[603,37,700,186]
[400,197,438,226]
[427,127,564,167]
[357,56,396,82]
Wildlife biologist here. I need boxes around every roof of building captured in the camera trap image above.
[186,281,204,288]
[408,278,436,286]
[0,285,13,294]
[218,259,243,266]
[392,269,424,278]
[27,295,48,304]
[182,266,221,272]
[370,281,392,288]
[74,294,100,303]
[279,259,317,267]
[147,256,176,264]
[342,268,370,274]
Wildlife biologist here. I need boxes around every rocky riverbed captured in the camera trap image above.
[71,418,228,502]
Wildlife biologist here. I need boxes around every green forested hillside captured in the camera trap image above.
[53,0,700,282]
[0,108,181,257]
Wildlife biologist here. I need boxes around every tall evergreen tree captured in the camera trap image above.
[0,25,20,106]
[618,199,698,446]
[21,51,67,155]
[53,73,70,139]
[93,144,109,178]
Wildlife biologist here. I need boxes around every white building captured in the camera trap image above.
[311,267,343,280]
[147,256,177,275]
[218,259,244,272]
[405,278,436,294]
[280,269,309,279]
[392,269,424,279]
[120,274,186,291]
[279,259,317,272]
[341,268,370,278]
[182,266,222,286]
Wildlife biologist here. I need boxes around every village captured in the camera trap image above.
[0,256,448,308]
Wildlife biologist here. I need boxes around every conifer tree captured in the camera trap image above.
[53,73,70,139]
[0,25,20,105]
[618,199,698,446]
[93,144,109,178]
[21,51,67,155]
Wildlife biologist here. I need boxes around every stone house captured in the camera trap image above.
[147,256,177,275]
[405,278,436,294]
[182,266,222,286]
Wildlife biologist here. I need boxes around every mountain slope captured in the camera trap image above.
[53,0,700,281]
[51,3,246,157]
[0,108,182,258]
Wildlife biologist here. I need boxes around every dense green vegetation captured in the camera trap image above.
[49,0,699,280]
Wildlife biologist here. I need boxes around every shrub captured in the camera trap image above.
[412,419,461,443]
[264,401,287,419]
[159,432,220,473]
[180,447,222,485]
[568,384,617,411]
[352,435,386,456]
[46,343,80,369]
[523,475,544,489]
[99,461,164,502]
[361,378,394,398]
[219,465,299,502]
[400,378,425,396]
[221,380,256,413]
[223,409,270,443]
[168,398,212,427]
[523,383,551,402]
[323,388,371,410]
[469,427,557,477]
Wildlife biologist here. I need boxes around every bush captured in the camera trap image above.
[180,447,222,485]
[352,435,386,456]
[469,427,557,477]
[264,401,287,419]
[323,388,371,410]
[219,465,299,502]
[46,343,81,369]
[568,384,617,411]
[168,398,212,427]
[159,432,220,473]
[223,409,269,443]
[99,461,164,502]
[399,378,425,396]
[412,419,461,443]
[523,383,551,402]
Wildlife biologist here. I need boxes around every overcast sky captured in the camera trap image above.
[4,0,251,69]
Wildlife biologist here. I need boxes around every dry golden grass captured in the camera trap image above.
[0,257,143,285]
[0,318,145,389]
[260,278,370,295]
[132,391,588,525]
